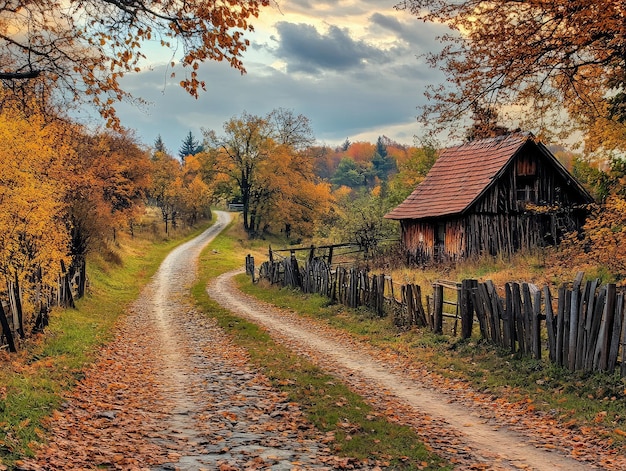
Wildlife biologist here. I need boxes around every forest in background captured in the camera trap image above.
[3,89,626,349]
[1,0,625,346]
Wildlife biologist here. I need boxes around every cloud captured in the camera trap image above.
[272,22,389,74]
[110,1,450,153]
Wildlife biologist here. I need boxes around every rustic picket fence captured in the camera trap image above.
[256,254,626,377]
[0,259,87,352]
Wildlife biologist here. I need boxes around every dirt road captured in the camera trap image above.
[19,211,350,470]
[210,268,618,471]
[19,210,621,470]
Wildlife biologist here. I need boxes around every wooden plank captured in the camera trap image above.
[532,289,542,360]
[544,286,556,362]
[402,283,412,327]
[522,283,534,355]
[486,280,502,346]
[460,280,474,339]
[582,279,599,368]
[585,286,606,371]
[0,300,16,352]
[608,293,624,374]
[575,281,591,370]
[597,284,616,371]
[474,283,489,339]
[562,287,571,368]
[568,286,580,371]
[556,285,565,367]
[504,283,513,351]
[433,283,444,334]
[513,283,525,354]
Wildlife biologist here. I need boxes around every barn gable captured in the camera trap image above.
[385,133,593,263]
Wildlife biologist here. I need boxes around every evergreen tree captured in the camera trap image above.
[154,134,167,155]
[371,136,397,181]
[178,131,203,161]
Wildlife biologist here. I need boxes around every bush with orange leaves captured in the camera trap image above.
[552,196,626,284]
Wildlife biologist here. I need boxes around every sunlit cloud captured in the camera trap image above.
[114,1,449,152]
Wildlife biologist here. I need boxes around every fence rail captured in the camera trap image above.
[255,254,626,377]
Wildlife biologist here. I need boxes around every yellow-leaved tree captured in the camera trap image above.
[0,104,72,333]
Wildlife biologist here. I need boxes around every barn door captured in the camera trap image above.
[435,222,445,261]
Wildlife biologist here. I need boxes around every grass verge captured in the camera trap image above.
[193,219,450,470]
[239,271,626,453]
[0,221,212,467]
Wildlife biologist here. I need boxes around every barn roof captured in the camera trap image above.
[384,132,591,220]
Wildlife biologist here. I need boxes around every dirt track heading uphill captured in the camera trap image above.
[209,270,612,471]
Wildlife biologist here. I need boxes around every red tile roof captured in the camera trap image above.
[385,133,532,220]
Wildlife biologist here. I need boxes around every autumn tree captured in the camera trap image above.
[399,0,626,152]
[67,128,152,255]
[553,196,626,282]
[0,0,270,126]
[465,105,511,142]
[0,104,72,333]
[331,190,398,256]
[268,107,315,150]
[177,154,213,225]
[247,145,332,239]
[204,111,273,234]
[387,138,439,208]
[149,148,183,234]
[205,109,330,237]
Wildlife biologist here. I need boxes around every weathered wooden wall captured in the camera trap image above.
[401,144,590,264]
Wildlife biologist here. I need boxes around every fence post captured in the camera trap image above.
[433,283,444,334]
[567,276,583,371]
[532,289,542,360]
[245,254,255,282]
[460,280,474,339]
[512,283,524,354]
[595,283,616,372]
[608,293,624,374]
[544,286,556,362]
[503,283,512,350]
[0,301,16,352]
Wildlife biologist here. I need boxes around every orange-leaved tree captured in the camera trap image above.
[205,109,332,238]
[250,144,333,240]
[148,146,183,234]
[399,0,626,152]
[0,0,270,126]
[67,128,152,257]
[204,111,275,235]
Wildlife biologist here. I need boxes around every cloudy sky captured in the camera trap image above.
[112,0,448,154]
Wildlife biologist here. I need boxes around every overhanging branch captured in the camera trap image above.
[0,70,42,80]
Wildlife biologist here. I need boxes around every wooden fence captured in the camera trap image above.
[256,254,626,377]
[0,259,87,352]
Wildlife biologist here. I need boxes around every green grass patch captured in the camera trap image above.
[193,224,450,470]
[0,220,212,467]
[238,274,626,450]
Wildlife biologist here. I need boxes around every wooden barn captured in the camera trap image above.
[384,133,594,264]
